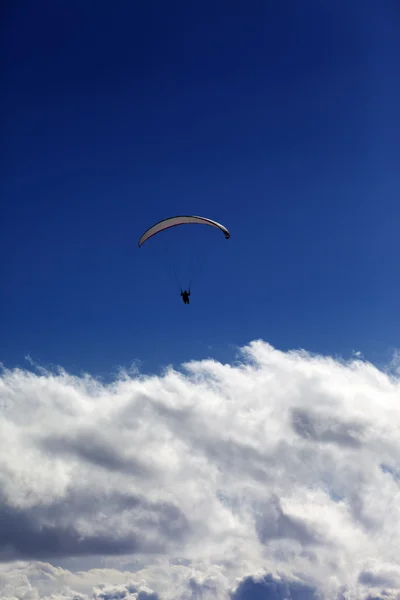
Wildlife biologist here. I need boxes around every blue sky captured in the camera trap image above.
[1,0,399,376]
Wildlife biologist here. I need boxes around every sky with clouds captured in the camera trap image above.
[1,0,400,598]
[1,342,400,599]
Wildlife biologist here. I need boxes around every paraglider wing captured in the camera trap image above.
[138,215,230,247]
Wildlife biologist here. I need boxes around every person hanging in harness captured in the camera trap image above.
[181,289,190,304]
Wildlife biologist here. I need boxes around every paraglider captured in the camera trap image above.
[138,215,230,304]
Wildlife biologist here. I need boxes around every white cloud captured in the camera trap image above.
[0,340,399,599]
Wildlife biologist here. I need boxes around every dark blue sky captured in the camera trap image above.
[1,0,399,376]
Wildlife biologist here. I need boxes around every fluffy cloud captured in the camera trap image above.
[0,341,399,599]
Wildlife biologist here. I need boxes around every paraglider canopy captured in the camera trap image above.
[138,215,230,247]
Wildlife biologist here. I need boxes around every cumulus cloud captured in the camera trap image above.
[0,340,399,599]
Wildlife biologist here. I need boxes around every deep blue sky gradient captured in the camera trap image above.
[1,0,399,376]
